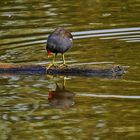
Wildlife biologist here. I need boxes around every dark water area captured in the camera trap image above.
[0,0,140,139]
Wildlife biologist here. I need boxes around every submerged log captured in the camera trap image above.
[0,63,124,77]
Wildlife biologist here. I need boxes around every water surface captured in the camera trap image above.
[0,0,140,139]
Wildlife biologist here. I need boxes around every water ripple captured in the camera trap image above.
[72,27,140,35]
[0,27,140,51]
[73,27,140,43]
[78,93,140,99]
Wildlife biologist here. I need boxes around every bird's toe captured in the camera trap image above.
[59,64,68,69]
[47,63,59,70]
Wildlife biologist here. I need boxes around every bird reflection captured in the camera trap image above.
[48,78,75,109]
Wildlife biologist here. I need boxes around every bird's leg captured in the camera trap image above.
[53,53,57,65]
[47,53,58,69]
[62,53,65,65]
[60,53,68,68]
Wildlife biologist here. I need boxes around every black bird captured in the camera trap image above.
[46,27,73,67]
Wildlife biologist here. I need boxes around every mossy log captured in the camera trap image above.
[0,63,124,77]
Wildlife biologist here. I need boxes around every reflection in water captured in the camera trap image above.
[48,78,75,109]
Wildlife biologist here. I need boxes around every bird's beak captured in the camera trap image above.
[47,50,51,58]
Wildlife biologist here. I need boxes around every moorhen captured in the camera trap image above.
[46,27,73,67]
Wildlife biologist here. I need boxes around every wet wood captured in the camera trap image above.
[0,63,124,77]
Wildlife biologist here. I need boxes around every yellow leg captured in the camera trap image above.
[47,53,57,69]
[53,53,57,65]
[62,53,66,65]
[60,53,68,68]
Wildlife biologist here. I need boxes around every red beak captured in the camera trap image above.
[47,50,51,58]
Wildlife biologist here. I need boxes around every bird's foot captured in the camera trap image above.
[46,63,58,70]
[59,64,68,69]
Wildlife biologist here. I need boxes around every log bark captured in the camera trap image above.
[0,63,124,77]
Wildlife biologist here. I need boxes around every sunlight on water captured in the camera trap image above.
[73,27,140,42]
[78,93,140,99]
[1,27,140,50]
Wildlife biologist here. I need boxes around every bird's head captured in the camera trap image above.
[46,44,51,58]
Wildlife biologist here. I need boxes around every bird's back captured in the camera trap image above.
[47,27,73,53]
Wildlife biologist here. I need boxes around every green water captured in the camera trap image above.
[0,0,140,139]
